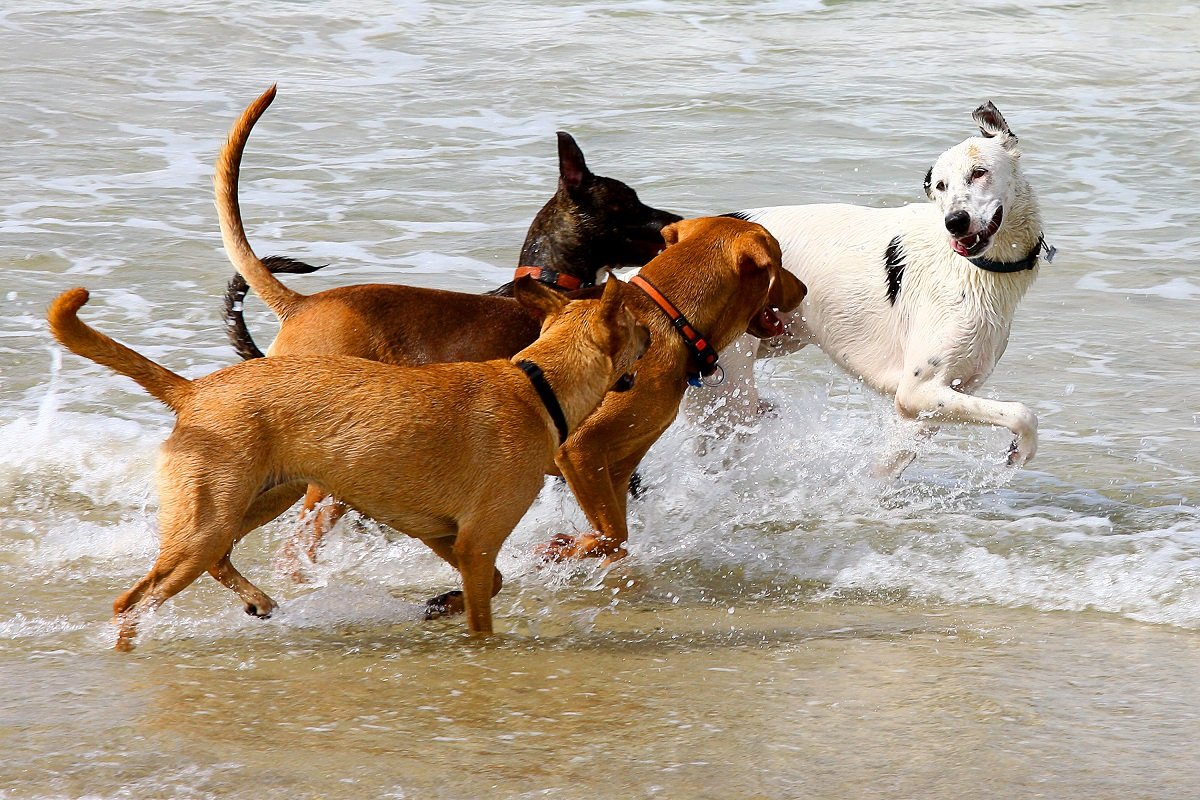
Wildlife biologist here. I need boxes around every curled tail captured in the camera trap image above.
[48,288,192,412]
[222,255,326,360]
[214,84,305,320]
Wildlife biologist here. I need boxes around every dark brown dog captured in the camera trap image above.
[48,278,649,650]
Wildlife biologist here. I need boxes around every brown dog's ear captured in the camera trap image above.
[598,273,626,319]
[737,226,782,275]
[513,275,570,320]
[769,270,806,312]
[660,217,705,248]
[660,221,682,247]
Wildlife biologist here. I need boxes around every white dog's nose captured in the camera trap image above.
[944,210,971,235]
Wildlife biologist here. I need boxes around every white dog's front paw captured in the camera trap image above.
[1006,409,1038,466]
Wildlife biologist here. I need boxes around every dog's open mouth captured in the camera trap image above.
[951,206,1004,257]
[747,307,786,338]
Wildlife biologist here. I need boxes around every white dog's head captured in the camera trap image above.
[924,102,1023,258]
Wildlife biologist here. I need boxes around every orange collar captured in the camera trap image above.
[629,274,721,387]
[513,266,591,291]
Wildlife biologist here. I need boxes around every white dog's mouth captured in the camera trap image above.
[951,206,1004,257]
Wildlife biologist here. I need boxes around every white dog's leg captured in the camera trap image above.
[895,378,1038,465]
[871,422,942,479]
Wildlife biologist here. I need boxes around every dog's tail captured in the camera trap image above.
[48,288,192,413]
[222,255,326,360]
[214,84,305,321]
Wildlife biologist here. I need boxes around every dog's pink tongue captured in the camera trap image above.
[951,238,971,257]
[758,308,785,337]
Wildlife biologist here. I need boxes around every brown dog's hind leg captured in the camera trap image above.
[299,484,348,560]
[210,482,309,619]
[279,485,348,580]
[420,535,503,621]
[243,482,307,533]
[114,481,305,651]
[209,555,276,618]
[112,536,229,652]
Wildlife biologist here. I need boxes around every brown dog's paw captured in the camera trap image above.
[243,601,274,619]
[424,590,465,620]
[536,532,627,563]
[535,532,587,562]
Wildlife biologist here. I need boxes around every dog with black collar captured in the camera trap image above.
[693,102,1054,473]
[48,277,650,649]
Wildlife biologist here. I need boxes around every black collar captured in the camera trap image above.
[629,274,721,387]
[968,234,1056,273]
[516,360,569,445]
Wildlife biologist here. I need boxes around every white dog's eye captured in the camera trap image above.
[935,181,946,192]
[970,167,989,181]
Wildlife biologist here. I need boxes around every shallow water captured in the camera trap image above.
[2,1,1199,797]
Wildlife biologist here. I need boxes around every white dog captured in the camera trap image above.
[692,102,1054,472]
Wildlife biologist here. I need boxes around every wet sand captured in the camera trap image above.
[3,597,1197,799]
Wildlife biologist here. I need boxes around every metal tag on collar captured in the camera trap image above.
[688,363,725,389]
[1040,236,1057,264]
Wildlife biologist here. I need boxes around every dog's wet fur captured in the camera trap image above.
[699,102,1047,472]
[48,277,650,650]
[538,216,806,563]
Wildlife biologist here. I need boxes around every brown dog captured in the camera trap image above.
[215,86,676,555]
[48,277,649,650]
[544,215,807,562]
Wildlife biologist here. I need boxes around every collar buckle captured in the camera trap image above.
[513,266,591,292]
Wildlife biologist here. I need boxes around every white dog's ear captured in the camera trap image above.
[923,166,934,199]
[973,101,1018,151]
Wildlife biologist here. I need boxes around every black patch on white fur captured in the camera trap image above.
[721,211,753,221]
[884,235,906,306]
[923,166,933,199]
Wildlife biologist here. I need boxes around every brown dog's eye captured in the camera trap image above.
[970,167,989,181]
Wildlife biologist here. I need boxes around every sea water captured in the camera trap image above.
[1,1,1198,797]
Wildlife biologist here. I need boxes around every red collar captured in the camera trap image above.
[629,274,721,386]
[513,266,591,291]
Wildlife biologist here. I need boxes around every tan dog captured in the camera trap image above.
[48,277,649,650]
[543,215,807,562]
